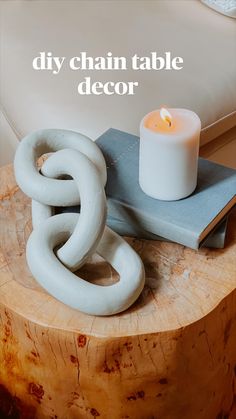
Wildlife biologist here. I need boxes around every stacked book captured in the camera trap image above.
[95,128,236,250]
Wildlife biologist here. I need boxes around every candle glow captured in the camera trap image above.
[160,107,172,127]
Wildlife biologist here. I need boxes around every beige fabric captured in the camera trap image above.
[0,0,236,155]
[0,109,18,166]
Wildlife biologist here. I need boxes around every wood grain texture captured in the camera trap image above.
[0,164,236,419]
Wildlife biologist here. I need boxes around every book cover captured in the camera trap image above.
[107,216,228,249]
[96,128,236,249]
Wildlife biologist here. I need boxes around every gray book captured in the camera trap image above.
[107,215,228,249]
[59,207,228,249]
[96,128,236,249]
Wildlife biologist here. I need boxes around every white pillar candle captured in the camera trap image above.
[139,108,201,201]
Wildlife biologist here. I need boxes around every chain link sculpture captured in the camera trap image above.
[14,129,145,316]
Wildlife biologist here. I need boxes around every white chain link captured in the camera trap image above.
[14,129,145,316]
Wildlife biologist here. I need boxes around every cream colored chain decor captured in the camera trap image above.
[14,129,145,316]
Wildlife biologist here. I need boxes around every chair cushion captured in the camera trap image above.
[0,0,235,146]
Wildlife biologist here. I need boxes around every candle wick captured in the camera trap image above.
[164,116,172,127]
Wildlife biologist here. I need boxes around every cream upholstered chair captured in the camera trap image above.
[0,0,236,166]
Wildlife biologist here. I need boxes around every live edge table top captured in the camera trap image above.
[0,164,236,338]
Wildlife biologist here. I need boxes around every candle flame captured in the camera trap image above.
[160,107,172,127]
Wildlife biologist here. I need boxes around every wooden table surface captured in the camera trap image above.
[0,164,235,419]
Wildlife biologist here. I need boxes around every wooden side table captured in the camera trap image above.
[0,164,235,419]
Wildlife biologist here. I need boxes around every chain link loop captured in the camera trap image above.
[14,129,145,315]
